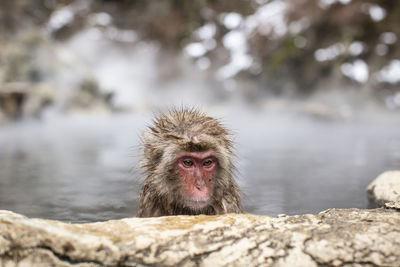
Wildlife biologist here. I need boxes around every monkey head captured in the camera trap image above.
[138,108,241,217]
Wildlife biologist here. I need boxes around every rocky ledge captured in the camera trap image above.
[367,171,400,207]
[1,207,400,267]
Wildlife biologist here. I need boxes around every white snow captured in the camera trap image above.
[217,31,252,79]
[47,7,75,32]
[46,1,89,32]
[245,0,288,38]
[185,43,207,58]
[196,23,217,40]
[380,32,397,45]
[289,19,310,35]
[216,53,253,80]
[349,41,364,56]
[222,31,247,52]
[319,0,352,9]
[104,27,138,43]
[89,12,112,26]
[375,60,400,84]
[196,57,211,70]
[314,43,345,62]
[368,4,387,22]
[341,59,369,83]
[222,12,243,30]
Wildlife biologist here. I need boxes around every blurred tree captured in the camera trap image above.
[1,0,398,96]
[91,0,255,48]
[247,0,400,94]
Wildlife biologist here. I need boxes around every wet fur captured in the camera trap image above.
[137,108,242,217]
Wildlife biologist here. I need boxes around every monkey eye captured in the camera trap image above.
[203,159,213,167]
[182,159,194,167]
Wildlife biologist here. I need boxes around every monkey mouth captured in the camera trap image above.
[184,196,211,209]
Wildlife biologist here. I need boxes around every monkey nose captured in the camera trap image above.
[194,180,205,190]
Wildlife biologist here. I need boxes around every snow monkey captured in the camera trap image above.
[137,108,242,217]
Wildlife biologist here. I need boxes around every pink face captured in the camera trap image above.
[175,150,218,209]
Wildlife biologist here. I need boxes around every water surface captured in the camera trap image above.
[0,111,399,222]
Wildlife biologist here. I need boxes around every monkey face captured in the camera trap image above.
[175,150,218,210]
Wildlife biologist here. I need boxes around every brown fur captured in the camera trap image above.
[137,108,242,217]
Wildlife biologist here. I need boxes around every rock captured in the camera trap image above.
[367,171,400,206]
[65,78,114,115]
[0,82,27,119]
[1,208,399,266]
[385,201,400,210]
[0,82,56,120]
[0,27,116,119]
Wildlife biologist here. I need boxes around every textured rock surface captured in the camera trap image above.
[385,201,400,210]
[367,171,400,206]
[1,208,400,266]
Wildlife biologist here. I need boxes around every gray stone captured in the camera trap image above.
[367,171,400,206]
[385,201,400,210]
[1,208,400,266]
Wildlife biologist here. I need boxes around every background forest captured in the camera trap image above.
[0,0,399,119]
